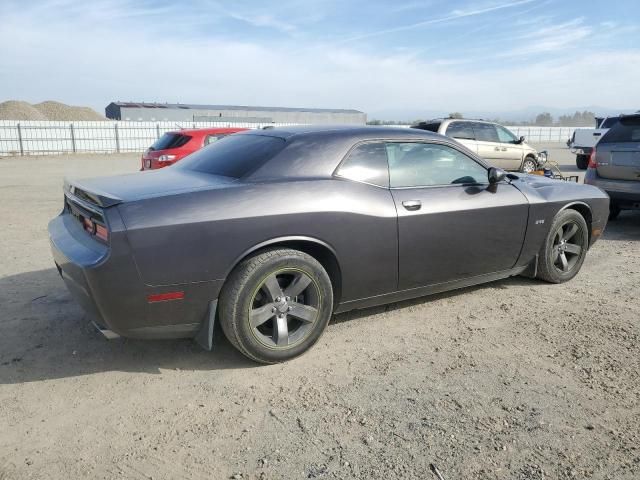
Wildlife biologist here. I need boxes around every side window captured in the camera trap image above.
[446,121,475,140]
[496,125,518,143]
[335,142,389,187]
[387,142,487,188]
[473,123,500,143]
[205,134,226,145]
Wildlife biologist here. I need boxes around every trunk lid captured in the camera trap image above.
[65,168,237,205]
[596,145,640,181]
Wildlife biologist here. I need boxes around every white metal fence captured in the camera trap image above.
[0,120,577,156]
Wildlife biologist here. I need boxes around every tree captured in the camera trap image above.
[448,112,463,119]
[534,112,553,126]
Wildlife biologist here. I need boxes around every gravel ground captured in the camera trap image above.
[0,145,638,479]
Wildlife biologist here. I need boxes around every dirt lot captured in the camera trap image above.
[1,145,639,479]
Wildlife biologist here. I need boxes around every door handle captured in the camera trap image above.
[494,146,500,151]
[501,147,507,151]
[402,200,422,211]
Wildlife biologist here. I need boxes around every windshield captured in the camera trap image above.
[149,133,191,151]
[177,134,286,178]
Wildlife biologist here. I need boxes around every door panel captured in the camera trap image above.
[495,125,525,170]
[392,184,529,290]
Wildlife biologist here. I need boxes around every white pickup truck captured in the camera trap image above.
[569,116,620,169]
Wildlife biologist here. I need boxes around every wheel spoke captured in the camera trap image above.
[552,246,560,259]
[559,252,569,271]
[564,243,582,255]
[563,223,579,241]
[288,302,318,323]
[250,303,276,328]
[284,273,312,298]
[554,227,563,244]
[262,274,284,301]
[274,315,289,346]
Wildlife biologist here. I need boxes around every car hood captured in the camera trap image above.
[65,168,236,207]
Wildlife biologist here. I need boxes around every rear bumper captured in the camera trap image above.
[49,213,221,340]
[584,169,640,208]
[571,147,593,156]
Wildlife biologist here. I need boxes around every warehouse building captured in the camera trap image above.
[105,102,366,124]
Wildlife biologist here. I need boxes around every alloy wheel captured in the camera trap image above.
[249,269,320,348]
[551,220,584,273]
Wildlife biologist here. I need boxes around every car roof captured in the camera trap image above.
[241,124,442,141]
[167,127,248,135]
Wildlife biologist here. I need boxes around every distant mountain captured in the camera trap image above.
[367,106,639,124]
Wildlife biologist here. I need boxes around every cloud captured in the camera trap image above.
[334,0,537,44]
[0,0,638,119]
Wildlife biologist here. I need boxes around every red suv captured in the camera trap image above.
[141,127,247,170]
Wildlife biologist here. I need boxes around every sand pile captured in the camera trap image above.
[0,101,48,121]
[0,100,106,121]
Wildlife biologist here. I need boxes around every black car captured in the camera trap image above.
[49,126,609,363]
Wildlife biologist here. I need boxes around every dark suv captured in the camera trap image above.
[584,114,640,219]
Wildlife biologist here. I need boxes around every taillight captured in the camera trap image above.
[82,216,109,242]
[588,149,597,168]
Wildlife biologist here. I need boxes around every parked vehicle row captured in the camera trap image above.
[49,125,608,363]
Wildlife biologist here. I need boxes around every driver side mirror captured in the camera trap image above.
[517,136,525,144]
[488,167,507,184]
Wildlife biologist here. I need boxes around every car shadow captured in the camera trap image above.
[0,268,259,385]
[601,209,640,241]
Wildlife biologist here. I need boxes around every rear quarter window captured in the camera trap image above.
[411,122,441,133]
[177,134,286,178]
[600,117,640,143]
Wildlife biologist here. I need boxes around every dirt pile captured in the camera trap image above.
[0,100,105,121]
[0,100,48,121]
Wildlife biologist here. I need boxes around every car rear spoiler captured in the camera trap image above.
[64,178,123,208]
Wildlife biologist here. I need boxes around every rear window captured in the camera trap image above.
[600,117,620,129]
[150,133,191,150]
[177,134,286,178]
[599,116,640,143]
[411,122,441,133]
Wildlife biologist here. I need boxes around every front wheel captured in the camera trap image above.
[219,248,333,364]
[536,209,589,284]
[521,156,537,173]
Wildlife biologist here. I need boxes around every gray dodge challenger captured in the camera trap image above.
[49,126,609,363]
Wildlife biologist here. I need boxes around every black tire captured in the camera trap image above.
[609,204,621,221]
[219,248,333,364]
[537,209,589,284]
[576,154,588,170]
[521,156,537,173]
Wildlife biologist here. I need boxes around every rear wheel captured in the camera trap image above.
[219,248,333,364]
[576,154,588,170]
[521,156,537,173]
[537,209,589,284]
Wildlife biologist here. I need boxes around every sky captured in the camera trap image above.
[0,0,638,120]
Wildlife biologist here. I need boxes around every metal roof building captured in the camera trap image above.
[105,102,366,124]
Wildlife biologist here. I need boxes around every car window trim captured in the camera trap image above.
[385,139,490,189]
[332,138,490,189]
